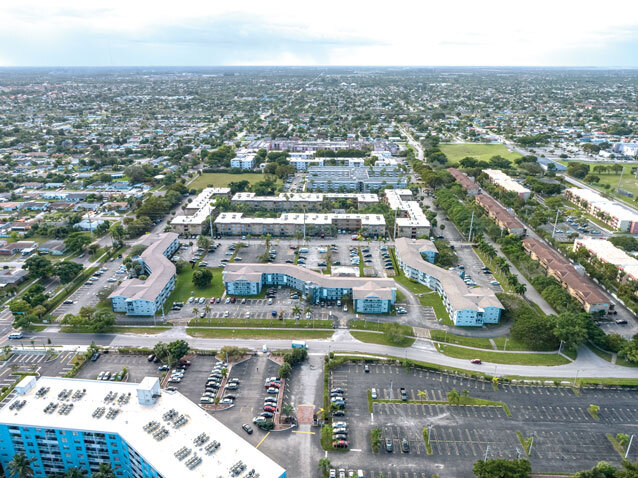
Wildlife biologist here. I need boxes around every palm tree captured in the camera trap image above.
[446,388,461,406]
[292,305,301,321]
[192,306,199,318]
[204,305,211,317]
[318,458,331,476]
[281,403,294,418]
[92,463,116,478]
[7,454,35,478]
[64,468,86,478]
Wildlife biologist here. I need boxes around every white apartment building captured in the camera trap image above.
[215,212,386,237]
[231,192,379,211]
[573,237,638,281]
[483,169,531,200]
[384,189,430,239]
[565,187,638,233]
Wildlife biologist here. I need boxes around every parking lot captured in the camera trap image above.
[75,352,162,383]
[54,258,125,318]
[325,361,638,477]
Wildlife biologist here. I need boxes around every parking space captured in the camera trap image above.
[162,354,220,403]
[325,361,638,476]
[75,353,161,382]
[54,259,124,317]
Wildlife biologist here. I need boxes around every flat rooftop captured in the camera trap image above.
[0,376,285,478]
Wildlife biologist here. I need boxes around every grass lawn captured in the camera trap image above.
[394,274,432,294]
[188,173,269,191]
[165,267,225,308]
[61,326,169,334]
[350,331,415,348]
[439,144,521,165]
[349,320,413,336]
[436,344,571,366]
[188,318,333,328]
[419,292,452,326]
[430,330,494,349]
[491,336,541,352]
[186,328,334,340]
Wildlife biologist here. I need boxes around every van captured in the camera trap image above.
[262,344,268,354]
[8,332,23,340]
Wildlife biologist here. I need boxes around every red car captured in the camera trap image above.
[470,359,482,364]
[210,298,215,304]
[332,440,348,448]
[230,297,236,303]
[265,382,281,389]
[263,405,277,413]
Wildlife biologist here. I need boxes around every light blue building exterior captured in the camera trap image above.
[109,233,179,316]
[223,263,396,314]
[395,238,503,326]
[0,426,161,478]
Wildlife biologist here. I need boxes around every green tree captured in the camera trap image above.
[278,362,292,379]
[92,463,116,478]
[473,458,531,478]
[9,299,31,316]
[576,461,618,478]
[24,255,53,279]
[109,223,125,244]
[192,268,213,288]
[617,460,638,478]
[318,458,331,477]
[197,236,211,250]
[7,453,35,478]
[447,388,461,405]
[64,468,87,478]
[552,312,589,351]
[167,339,190,365]
[53,261,83,283]
[64,232,91,252]
[153,342,169,363]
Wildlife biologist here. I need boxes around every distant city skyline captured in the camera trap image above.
[0,0,637,67]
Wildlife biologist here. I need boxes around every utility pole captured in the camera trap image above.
[468,211,475,243]
[551,209,560,238]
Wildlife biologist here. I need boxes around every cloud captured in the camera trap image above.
[0,0,636,66]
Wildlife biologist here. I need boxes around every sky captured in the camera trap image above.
[0,0,637,67]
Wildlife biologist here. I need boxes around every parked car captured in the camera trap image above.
[385,438,393,452]
[470,358,482,364]
[401,438,410,453]
[242,424,253,435]
[333,440,349,449]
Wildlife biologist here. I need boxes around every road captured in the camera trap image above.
[7,327,638,380]
[398,124,424,161]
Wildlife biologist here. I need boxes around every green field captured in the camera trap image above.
[394,275,432,294]
[436,344,571,366]
[350,331,415,348]
[165,267,225,308]
[186,328,334,340]
[439,144,522,165]
[188,173,268,191]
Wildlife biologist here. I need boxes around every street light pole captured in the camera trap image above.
[528,437,534,457]
[625,434,634,459]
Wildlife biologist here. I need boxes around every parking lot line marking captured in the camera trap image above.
[292,430,315,435]
[255,431,270,449]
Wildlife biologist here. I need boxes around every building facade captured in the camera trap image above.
[109,233,179,316]
[394,238,503,326]
[0,376,286,478]
[223,263,396,313]
[306,165,407,192]
[384,189,431,239]
[565,187,638,233]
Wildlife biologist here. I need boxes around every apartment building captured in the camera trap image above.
[573,237,638,281]
[306,165,407,192]
[231,192,379,211]
[171,187,229,235]
[394,238,503,326]
[523,237,610,313]
[182,188,230,215]
[448,168,481,195]
[565,187,638,233]
[215,212,386,237]
[109,233,179,316]
[384,189,431,239]
[0,375,286,478]
[475,194,527,236]
[223,263,396,313]
[230,149,257,169]
[483,169,531,200]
